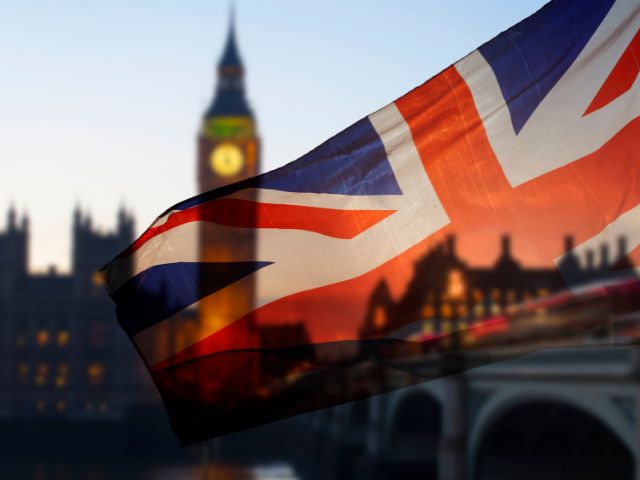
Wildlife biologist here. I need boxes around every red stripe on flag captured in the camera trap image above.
[584,28,640,116]
[123,198,395,256]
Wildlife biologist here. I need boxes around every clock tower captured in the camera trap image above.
[196,14,260,337]
[198,15,260,193]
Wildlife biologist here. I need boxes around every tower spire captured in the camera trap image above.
[205,7,252,118]
[219,5,242,70]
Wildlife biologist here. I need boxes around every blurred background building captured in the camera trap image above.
[0,204,157,420]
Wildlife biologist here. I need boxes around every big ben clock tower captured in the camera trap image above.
[197,14,260,337]
[198,15,260,193]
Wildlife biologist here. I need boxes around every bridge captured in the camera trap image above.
[296,345,640,480]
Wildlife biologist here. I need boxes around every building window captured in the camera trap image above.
[92,271,106,287]
[422,304,435,318]
[36,330,49,347]
[87,363,105,386]
[57,330,69,347]
[99,402,109,413]
[35,363,49,386]
[445,269,466,300]
[56,400,66,413]
[421,320,434,337]
[36,400,46,412]
[441,303,452,319]
[537,288,549,298]
[373,306,387,330]
[55,363,68,388]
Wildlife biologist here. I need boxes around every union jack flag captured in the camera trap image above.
[104,0,640,444]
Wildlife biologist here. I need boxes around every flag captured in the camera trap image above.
[104,0,640,444]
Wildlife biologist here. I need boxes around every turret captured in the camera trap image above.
[585,249,595,272]
[116,205,135,249]
[495,234,520,270]
[446,235,456,258]
[7,205,16,232]
[558,234,580,281]
[600,243,610,271]
[0,206,28,293]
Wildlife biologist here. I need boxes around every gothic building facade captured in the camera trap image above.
[0,205,157,419]
[361,234,633,340]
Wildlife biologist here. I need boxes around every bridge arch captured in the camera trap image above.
[380,385,443,480]
[472,397,633,480]
[383,383,445,454]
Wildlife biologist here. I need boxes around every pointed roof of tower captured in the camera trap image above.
[219,7,242,69]
[204,7,253,119]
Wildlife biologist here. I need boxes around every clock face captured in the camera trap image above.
[210,143,244,177]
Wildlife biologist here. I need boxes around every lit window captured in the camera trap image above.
[56,401,66,412]
[491,289,501,302]
[441,303,452,319]
[36,400,46,412]
[473,304,484,318]
[36,330,49,346]
[55,363,68,388]
[57,330,69,347]
[87,363,105,386]
[246,141,256,163]
[446,269,466,299]
[473,289,484,303]
[422,304,435,318]
[537,288,549,298]
[373,306,387,329]
[422,321,434,336]
[92,271,106,287]
[35,363,49,386]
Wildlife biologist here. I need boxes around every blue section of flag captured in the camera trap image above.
[256,117,401,195]
[478,0,614,134]
[112,261,272,336]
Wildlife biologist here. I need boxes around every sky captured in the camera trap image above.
[0,0,548,273]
